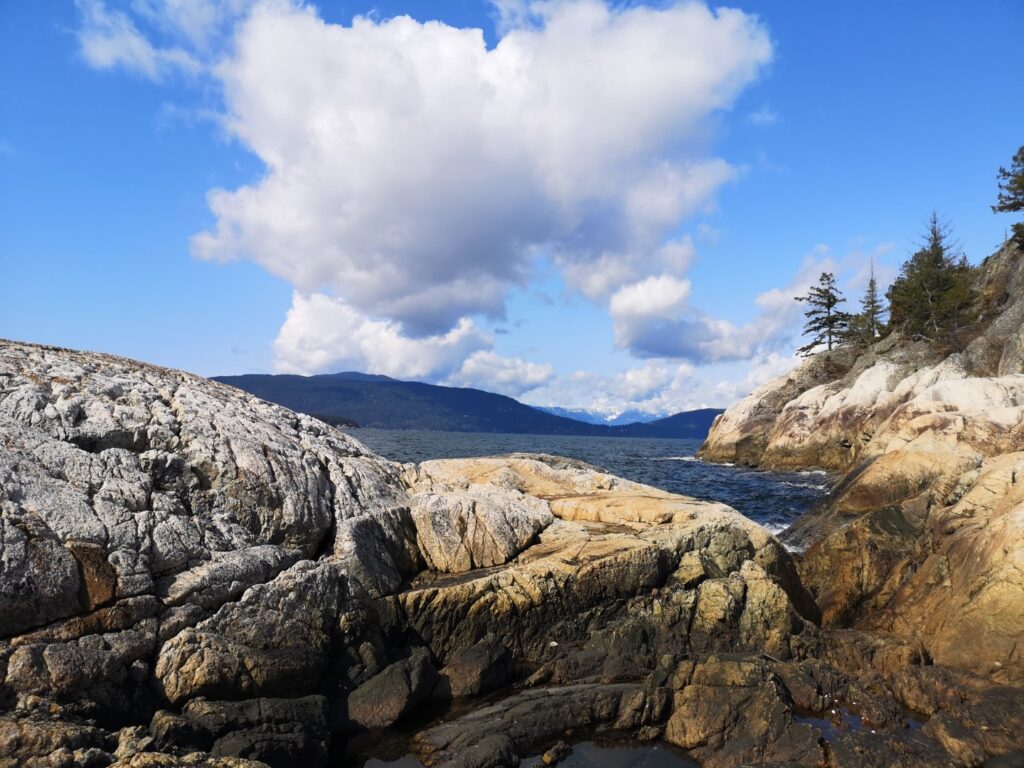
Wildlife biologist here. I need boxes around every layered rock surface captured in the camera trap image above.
[700,240,1024,685]
[2,339,1023,768]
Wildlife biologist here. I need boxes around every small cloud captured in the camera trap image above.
[754,150,788,175]
[696,222,720,245]
[747,105,778,126]
[448,351,555,397]
[75,0,200,81]
[155,102,221,133]
[493,327,510,335]
[0,140,17,158]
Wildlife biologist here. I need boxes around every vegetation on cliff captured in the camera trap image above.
[993,144,1024,244]
[797,148,1023,357]
[795,272,851,356]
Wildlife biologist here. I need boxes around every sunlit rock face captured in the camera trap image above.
[700,239,1024,684]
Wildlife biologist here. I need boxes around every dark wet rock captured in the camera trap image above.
[414,683,670,768]
[984,751,1024,768]
[149,696,328,768]
[438,638,514,699]
[826,728,954,768]
[665,657,824,768]
[112,752,268,767]
[346,648,438,730]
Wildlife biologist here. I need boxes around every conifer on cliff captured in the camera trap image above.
[993,145,1024,244]
[846,260,886,346]
[887,212,974,345]
[796,272,851,356]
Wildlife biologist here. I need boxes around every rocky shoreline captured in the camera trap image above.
[2,333,1023,768]
[700,239,1024,688]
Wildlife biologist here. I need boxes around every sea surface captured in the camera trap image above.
[345,428,831,534]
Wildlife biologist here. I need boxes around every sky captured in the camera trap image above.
[1,1,1022,417]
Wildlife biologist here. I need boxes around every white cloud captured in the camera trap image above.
[77,0,823,405]
[449,350,555,396]
[273,293,555,395]
[524,360,703,415]
[610,274,692,319]
[184,0,771,338]
[522,349,804,417]
[75,0,201,80]
[602,243,898,364]
[617,360,678,400]
[130,0,255,51]
[272,292,490,379]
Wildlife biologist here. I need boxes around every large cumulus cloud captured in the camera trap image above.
[186,0,772,359]
[76,0,791,399]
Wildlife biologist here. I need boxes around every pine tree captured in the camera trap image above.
[992,145,1024,244]
[846,260,886,346]
[887,212,974,344]
[796,272,851,356]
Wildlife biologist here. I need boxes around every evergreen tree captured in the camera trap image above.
[796,272,851,356]
[992,145,1024,244]
[846,260,886,346]
[886,213,974,344]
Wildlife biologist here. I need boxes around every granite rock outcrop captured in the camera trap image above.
[3,338,1023,768]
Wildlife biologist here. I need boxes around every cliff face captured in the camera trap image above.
[701,239,1024,683]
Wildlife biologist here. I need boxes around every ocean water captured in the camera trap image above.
[345,428,830,534]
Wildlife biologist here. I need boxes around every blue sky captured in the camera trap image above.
[1,1,1021,415]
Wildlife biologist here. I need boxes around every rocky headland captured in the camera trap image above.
[701,239,1024,749]
[2,318,1023,767]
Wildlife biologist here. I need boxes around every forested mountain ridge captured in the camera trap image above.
[213,371,722,438]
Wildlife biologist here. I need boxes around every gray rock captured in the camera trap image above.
[410,487,552,573]
[331,506,421,597]
[154,561,344,704]
[0,341,405,643]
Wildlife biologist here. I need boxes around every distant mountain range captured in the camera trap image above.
[214,371,722,439]
[537,406,663,426]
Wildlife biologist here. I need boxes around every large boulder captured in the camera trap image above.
[438,638,514,699]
